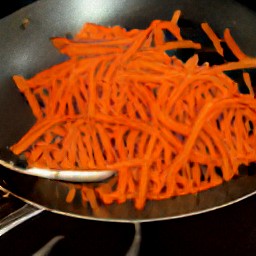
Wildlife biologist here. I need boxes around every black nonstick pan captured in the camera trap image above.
[0,0,256,224]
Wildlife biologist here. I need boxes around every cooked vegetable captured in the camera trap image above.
[10,10,256,210]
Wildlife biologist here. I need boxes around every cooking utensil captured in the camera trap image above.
[0,148,115,182]
[0,0,256,224]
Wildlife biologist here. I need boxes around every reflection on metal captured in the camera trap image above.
[33,235,65,256]
[126,223,141,256]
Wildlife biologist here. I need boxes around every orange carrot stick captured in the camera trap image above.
[224,28,247,60]
[201,22,224,56]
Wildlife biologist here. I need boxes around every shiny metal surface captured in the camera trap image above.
[0,0,256,222]
[0,159,115,182]
[0,147,115,182]
[0,203,43,236]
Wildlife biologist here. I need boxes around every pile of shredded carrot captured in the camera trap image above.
[10,10,256,210]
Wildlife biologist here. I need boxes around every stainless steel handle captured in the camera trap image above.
[0,203,43,236]
[0,203,142,255]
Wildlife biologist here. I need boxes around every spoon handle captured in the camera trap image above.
[0,204,43,236]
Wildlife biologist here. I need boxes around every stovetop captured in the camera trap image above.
[1,1,256,255]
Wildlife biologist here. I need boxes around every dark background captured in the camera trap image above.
[1,1,256,256]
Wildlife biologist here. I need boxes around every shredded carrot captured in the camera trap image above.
[171,10,181,25]
[201,22,224,57]
[224,28,248,60]
[243,72,254,97]
[65,187,76,203]
[10,10,256,210]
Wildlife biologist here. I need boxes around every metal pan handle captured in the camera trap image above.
[0,202,142,255]
[0,203,43,236]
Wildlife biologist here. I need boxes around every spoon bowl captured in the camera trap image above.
[0,148,115,182]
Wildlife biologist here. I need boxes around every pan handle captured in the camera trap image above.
[0,203,43,236]
[0,203,142,255]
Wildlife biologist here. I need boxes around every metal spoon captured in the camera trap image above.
[0,148,115,182]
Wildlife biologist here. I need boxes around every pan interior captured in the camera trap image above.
[0,0,256,222]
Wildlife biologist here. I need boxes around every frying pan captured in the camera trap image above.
[0,0,256,225]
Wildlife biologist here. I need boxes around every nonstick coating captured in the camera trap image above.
[0,0,256,222]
